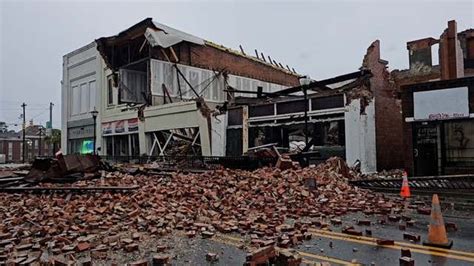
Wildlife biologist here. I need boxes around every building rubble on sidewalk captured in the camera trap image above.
[0,156,419,265]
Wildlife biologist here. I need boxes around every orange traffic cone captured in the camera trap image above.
[423,194,453,248]
[400,171,411,198]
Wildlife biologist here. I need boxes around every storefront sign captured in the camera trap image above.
[128,118,138,132]
[102,123,112,135]
[414,87,469,121]
[68,125,94,140]
[102,119,139,136]
[115,120,125,133]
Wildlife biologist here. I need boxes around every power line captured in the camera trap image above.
[0,100,55,105]
[29,108,50,120]
[0,108,49,110]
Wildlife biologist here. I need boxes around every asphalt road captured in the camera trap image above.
[208,195,474,266]
[72,194,474,265]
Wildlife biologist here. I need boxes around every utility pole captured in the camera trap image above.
[49,102,54,130]
[21,103,26,163]
[49,102,54,155]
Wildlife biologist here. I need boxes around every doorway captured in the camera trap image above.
[414,123,439,176]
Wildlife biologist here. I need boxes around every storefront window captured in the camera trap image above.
[131,134,139,156]
[104,134,139,157]
[106,137,113,156]
[81,140,94,154]
[68,138,93,154]
[444,120,474,170]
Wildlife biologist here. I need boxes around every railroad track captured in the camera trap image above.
[349,174,474,196]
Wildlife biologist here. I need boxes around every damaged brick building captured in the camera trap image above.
[62,17,410,173]
[62,18,472,174]
[398,20,474,176]
[61,18,300,159]
[226,39,406,173]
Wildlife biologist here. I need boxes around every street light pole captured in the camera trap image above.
[299,76,312,149]
[21,103,26,163]
[38,127,43,156]
[90,107,99,155]
[303,87,309,147]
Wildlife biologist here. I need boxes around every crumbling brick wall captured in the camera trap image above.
[171,42,300,87]
[363,40,405,171]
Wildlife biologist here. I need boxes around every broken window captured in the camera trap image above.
[119,69,147,104]
[148,128,201,156]
[313,121,345,147]
[107,75,114,105]
[119,60,148,104]
[323,121,340,146]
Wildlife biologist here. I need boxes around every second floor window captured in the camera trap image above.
[107,75,114,105]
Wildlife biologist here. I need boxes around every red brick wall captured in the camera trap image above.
[159,43,300,87]
[0,140,22,163]
[1,139,53,163]
[363,40,405,171]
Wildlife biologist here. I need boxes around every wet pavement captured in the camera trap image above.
[64,194,474,265]
[296,210,474,265]
[211,195,474,266]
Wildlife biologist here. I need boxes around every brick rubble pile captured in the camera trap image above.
[0,157,402,264]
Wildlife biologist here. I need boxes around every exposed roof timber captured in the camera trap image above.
[226,70,372,100]
[225,86,300,98]
[96,18,154,47]
[270,69,372,97]
[96,17,299,76]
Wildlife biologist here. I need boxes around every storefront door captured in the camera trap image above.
[414,123,439,176]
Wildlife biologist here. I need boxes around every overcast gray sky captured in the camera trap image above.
[0,0,473,130]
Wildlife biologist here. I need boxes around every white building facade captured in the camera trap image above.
[61,19,298,158]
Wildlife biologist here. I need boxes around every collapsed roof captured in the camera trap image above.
[96,18,298,76]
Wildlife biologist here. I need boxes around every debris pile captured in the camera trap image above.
[0,157,403,264]
[0,154,106,189]
[360,168,405,180]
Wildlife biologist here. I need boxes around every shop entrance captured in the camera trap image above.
[413,120,474,176]
[414,123,439,176]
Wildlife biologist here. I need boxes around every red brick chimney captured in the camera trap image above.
[439,20,465,80]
